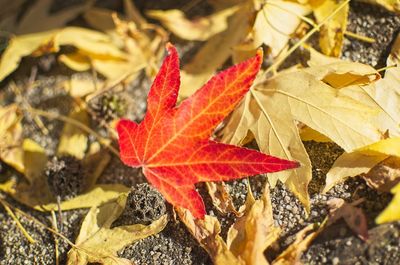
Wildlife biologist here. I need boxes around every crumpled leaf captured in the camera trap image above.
[272,223,324,265]
[176,208,242,265]
[324,152,387,193]
[117,44,298,218]
[324,137,400,192]
[327,198,368,240]
[376,182,400,224]
[223,59,382,211]
[227,185,280,265]
[0,27,126,82]
[206,182,239,215]
[234,0,310,60]
[0,140,125,211]
[67,194,168,265]
[147,7,238,41]
[0,104,24,173]
[363,156,400,192]
[179,0,310,98]
[314,0,349,57]
[57,107,89,160]
[178,184,282,265]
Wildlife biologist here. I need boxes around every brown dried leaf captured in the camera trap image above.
[327,198,368,240]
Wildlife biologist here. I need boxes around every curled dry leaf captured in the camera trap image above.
[311,33,400,192]
[178,185,281,265]
[0,104,24,173]
[223,58,381,212]
[0,27,126,82]
[147,7,238,41]
[227,186,280,265]
[324,137,400,192]
[327,198,368,240]
[234,0,310,61]
[179,0,309,98]
[363,156,400,192]
[272,223,325,265]
[376,182,400,224]
[67,194,168,265]
[314,0,349,57]
[0,138,127,211]
[206,182,239,216]
[176,208,242,265]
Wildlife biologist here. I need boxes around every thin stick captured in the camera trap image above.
[0,198,36,244]
[344,31,375,43]
[260,0,350,77]
[24,106,119,156]
[376,64,397,73]
[51,211,60,265]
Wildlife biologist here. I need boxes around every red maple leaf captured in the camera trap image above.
[117,43,299,218]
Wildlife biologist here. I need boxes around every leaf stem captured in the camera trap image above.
[261,0,350,77]
[344,31,375,43]
[0,198,36,244]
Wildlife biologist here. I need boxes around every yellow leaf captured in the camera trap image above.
[227,186,280,265]
[314,0,349,57]
[0,104,24,172]
[206,182,239,215]
[176,208,243,265]
[1,142,121,211]
[63,74,101,98]
[67,194,168,265]
[0,27,127,81]
[40,184,130,211]
[299,126,332,142]
[0,32,54,81]
[272,223,324,265]
[324,137,400,192]
[59,52,91,72]
[147,7,238,41]
[57,107,89,160]
[322,34,400,191]
[223,60,382,211]
[376,182,400,224]
[179,2,255,98]
[236,0,310,58]
[323,151,387,193]
[357,137,400,157]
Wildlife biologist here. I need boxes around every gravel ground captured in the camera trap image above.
[0,1,400,265]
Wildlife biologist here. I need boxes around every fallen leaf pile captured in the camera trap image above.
[0,0,400,264]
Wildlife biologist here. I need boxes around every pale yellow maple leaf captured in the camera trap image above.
[68,194,168,265]
[323,34,400,191]
[223,60,382,211]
